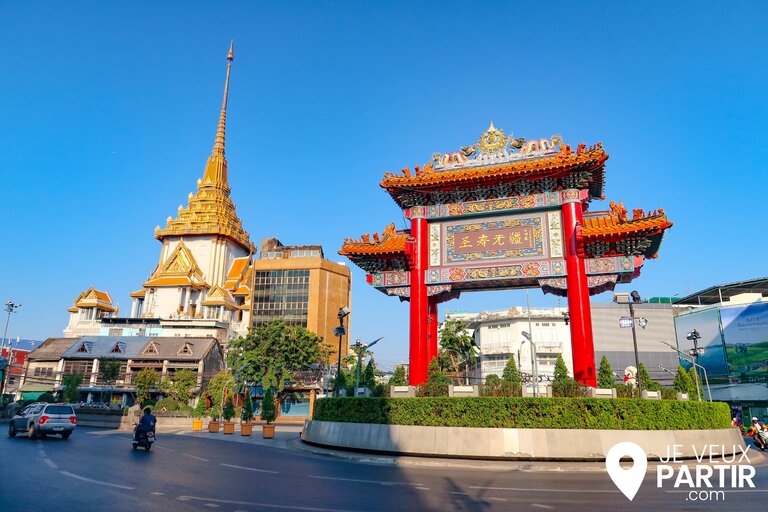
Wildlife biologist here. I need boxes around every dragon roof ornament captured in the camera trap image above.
[430,122,565,172]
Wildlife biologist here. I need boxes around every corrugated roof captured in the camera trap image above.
[62,336,149,359]
[134,337,218,361]
[27,338,81,360]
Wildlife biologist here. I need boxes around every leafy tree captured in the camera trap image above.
[483,374,502,396]
[421,358,450,397]
[161,369,197,405]
[501,357,522,385]
[553,354,570,383]
[222,396,235,422]
[241,391,254,422]
[62,373,83,403]
[637,363,661,391]
[261,387,276,424]
[597,356,615,388]
[134,368,160,405]
[389,366,407,386]
[552,354,583,397]
[227,320,327,392]
[363,359,376,390]
[98,358,121,385]
[438,320,477,379]
[193,396,207,418]
[333,368,349,395]
[206,371,235,416]
[672,365,693,396]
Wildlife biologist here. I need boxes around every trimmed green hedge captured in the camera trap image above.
[313,397,731,430]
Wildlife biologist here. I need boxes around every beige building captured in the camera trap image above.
[252,238,352,361]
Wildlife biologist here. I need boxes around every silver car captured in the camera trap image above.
[8,403,77,439]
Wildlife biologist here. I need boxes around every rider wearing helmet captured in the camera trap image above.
[135,407,157,440]
[749,417,766,450]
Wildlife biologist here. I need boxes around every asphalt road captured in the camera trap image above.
[1,426,766,512]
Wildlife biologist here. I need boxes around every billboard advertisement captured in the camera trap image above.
[674,307,729,383]
[721,303,768,383]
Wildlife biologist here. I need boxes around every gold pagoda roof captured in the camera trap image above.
[154,42,254,252]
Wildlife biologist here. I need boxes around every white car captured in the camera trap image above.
[8,402,77,440]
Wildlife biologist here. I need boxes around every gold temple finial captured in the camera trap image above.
[212,41,234,157]
[488,120,495,131]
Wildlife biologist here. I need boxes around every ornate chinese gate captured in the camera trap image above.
[341,124,672,386]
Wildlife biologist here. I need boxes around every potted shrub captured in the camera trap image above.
[192,397,206,431]
[261,387,276,439]
[222,396,236,434]
[208,408,221,433]
[240,391,254,436]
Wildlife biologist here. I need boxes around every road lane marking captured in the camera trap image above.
[489,498,508,502]
[308,475,425,487]
[182,453,211,462]
[220,463,278,474]
[532,504,554,509]
[450,492,469,496]
[43,458,57,469]
[60,471,134,490]
[469,486,614,494]
[178,495,361,512]
[151,492,165,496]
[204,504,220,508]
[153,445,175,452]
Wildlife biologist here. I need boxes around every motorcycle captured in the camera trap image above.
[756,429,768,451]
[132,426,155,451]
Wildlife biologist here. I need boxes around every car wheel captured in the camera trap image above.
[8,423,16,438]
[145,444,151,451]
[61,432,71,440]
[27,424,37,440]
[132,443,138,450]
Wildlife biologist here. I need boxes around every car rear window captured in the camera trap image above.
[45,405,75,415]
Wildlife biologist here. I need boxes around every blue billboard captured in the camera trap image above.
[721,303,768,383]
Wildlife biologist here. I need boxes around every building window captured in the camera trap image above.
[252,269,310,328]
[108,328,123,337]
[290,249,321,258]
[261,251,283,259]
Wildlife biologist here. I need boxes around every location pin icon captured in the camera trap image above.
[605,441,647,501]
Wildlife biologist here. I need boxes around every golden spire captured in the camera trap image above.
[202,42,234,188]
[155,42,253,253]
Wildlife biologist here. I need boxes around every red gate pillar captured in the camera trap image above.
[562,195,597,387]
[427,300,438,368]
[409,217,430,385]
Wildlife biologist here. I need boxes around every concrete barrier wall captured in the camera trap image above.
[301,420,745,461]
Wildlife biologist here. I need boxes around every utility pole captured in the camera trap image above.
[0,301,21,396]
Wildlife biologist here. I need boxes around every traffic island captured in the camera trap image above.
[301,397,743,461]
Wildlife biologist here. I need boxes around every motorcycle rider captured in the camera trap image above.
[134,407,157,441]
[749,417,766,450]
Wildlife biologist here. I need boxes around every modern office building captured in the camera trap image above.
[252,238,352,361]
[673,277,768,420]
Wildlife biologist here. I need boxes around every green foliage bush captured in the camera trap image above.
[313,397,732,430]
[222,396,235,422]
[261,388,276,424]
[37,392,56,403]
[155,398,179,412]
[418,358,450,397]
[140,399,157,409]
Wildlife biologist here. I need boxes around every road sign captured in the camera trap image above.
[619,317,634,328]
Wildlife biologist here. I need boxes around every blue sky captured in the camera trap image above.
[1,1,766,370]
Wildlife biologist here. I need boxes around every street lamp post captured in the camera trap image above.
[334,306,350,397]
[0,301,21,396]
[614,291,646,392]
[521,330,538,396]
[353,337,383,394]
[659,340,711,401]
[685,329,704,401]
